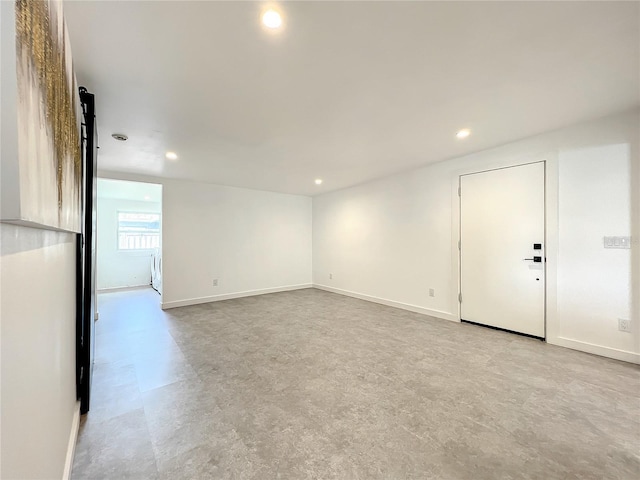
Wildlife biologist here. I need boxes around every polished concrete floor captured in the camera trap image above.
[72,287,640,479]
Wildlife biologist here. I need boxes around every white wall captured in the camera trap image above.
[1,3,79,478]
[313,109,640,363]
[97,197,161,290]
[97,174,313,308]
[0,225,79,479]
[558,143,635,356]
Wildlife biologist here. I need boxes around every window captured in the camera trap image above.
[117,212,160,250]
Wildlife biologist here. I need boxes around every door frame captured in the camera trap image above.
[76,87,97,414]
[458,161,547,338]
[449,154,560,344]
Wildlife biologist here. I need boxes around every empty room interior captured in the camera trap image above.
[1,1,639,479]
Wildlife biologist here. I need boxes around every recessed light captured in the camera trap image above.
[456,129,471,139]
[165,151,178,160]
[262,9,282,29]
[315,179,323,185]
[144,195,150,201]
[111,133,128,141]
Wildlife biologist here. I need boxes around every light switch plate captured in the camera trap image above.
[604,236,631,249]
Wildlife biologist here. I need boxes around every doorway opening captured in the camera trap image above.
[96,179,163,299]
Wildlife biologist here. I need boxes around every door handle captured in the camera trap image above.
[523,256,542,263]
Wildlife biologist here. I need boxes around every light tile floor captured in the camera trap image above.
[71,287,640,479]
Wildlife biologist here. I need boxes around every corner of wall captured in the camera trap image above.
[313,284,458,323]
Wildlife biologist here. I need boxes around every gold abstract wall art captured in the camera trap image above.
[6,0,82,232]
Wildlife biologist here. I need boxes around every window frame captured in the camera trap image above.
[116,210,161,251]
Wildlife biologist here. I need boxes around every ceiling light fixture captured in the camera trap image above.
[315,179,323,185]
[144,195,150,201]
[262,9,282,29]
[111,133,128,141]
[456,129,471,139]
[165,151,178,160]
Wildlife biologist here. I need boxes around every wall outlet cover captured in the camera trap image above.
[429,288,435,297]
[618,318,631,332]
[213,279,218,286]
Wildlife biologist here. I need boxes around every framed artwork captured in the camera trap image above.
[1,0,82,233]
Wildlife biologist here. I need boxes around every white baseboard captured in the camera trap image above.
[313,284,458,322]
[160,283,638,365]
[62,401,81,480]
[161,283,313,309]
[97,284,151,293]
[548,336,640,364]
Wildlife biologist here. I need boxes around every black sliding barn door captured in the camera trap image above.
[76,87,98,414]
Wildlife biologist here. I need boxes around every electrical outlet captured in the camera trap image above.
[213,279,218,287]
[329,273,333,280]
[618,318,631,332]
[429,288,435,297]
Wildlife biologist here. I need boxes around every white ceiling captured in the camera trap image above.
[97,178,162,203]
[64,0,639,196]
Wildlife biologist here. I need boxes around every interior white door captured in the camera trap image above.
[460,162,545,337]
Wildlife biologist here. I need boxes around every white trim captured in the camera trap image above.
[543,155,560,345]
[549,337,640,364]
[97,285,151,293]
[62,402,81,480]
[313,284,458,322]
[161,283,313,309]
[313,285,639,364]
